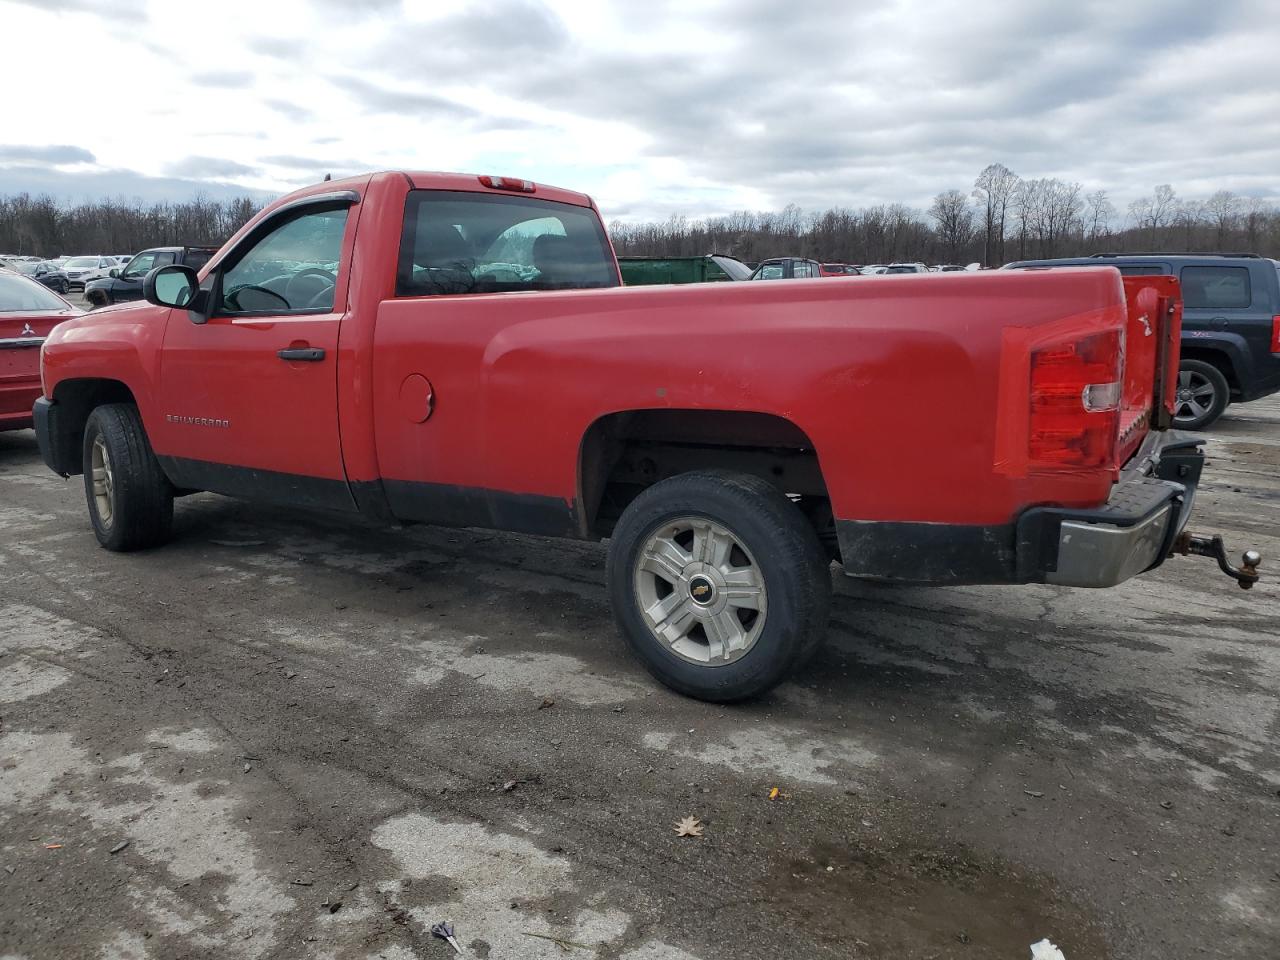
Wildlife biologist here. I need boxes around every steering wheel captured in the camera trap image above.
[224,283,289,312]
[285,268,337,310]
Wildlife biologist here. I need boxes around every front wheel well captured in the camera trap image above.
[578,409,836,556]
[48,379,139,476]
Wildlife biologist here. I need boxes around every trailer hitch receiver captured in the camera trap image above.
[1171,532,1261,590]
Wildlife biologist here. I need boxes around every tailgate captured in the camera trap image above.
[1117,276,1182,464]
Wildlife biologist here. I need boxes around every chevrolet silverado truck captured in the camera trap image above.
[32,172,1262,701]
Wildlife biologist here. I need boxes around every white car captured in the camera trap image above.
[882,262,931,274]
[62,255,118,289]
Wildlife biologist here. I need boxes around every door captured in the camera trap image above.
[153,196,359,509]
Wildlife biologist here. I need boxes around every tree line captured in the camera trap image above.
[610,164,1280,266]
[0,193,262,258]
[3,165,1277,266]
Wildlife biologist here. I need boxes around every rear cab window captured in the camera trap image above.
[1180,265,1251,310]
[396,191,618,297]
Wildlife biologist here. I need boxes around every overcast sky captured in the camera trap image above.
[1,0,1276,221]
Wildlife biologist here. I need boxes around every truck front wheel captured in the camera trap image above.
[82,404,174,551]
[606,471,831,702]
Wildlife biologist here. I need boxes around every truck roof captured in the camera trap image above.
[273,171,596,212]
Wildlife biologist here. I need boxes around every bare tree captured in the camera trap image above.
[972,163,1019,266]
[1174,199,1204,250]
[1204,190,1240,249]
[1084,190,1115,246]
[929,189,975,262]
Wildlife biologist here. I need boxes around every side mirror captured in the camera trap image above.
[108,267,120,278]
[144,264,198,310]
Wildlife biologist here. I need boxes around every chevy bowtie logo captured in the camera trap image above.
[21,323,36,337]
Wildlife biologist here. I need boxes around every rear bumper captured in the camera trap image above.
[1015,432,1202,587]
[836,430,1203,587]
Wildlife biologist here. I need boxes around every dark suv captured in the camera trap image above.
[84,245,217,308]
[1005,253,1280,430]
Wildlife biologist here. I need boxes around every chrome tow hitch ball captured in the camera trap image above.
[1172,533,1262,590]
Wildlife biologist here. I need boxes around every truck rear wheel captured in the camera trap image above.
[606,471,831,702]
[82,404,174,552]
[1173,359,1229,431]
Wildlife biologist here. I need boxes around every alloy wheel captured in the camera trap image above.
[91,435,114,528]
[633,516,767,666]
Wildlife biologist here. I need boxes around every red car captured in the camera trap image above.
[1,268,78,431]
[818,263,855,277]
[33,172,1259,701]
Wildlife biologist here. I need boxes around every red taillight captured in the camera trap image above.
[1029,329,1124,467]
[479,175,536,193]
[1271,315,1280,353]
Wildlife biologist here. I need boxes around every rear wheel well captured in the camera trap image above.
[579,409,836,556]
[1179,347,1239,395]
[49,379,138,475]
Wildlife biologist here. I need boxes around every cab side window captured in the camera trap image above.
[220,206,349,314]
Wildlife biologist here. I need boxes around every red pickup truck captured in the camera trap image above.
[33,172,1260,701]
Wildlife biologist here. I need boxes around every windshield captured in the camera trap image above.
[0,273,68,312]
[751,263,786,280]
[65,257,99,268]
[709,255,752,281]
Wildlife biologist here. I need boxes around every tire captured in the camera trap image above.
[82,403,174,551]
[86,290,107,309]
[1173,359,1229,431]
[606,470,831,702]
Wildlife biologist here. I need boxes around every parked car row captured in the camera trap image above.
[0,254,137,292]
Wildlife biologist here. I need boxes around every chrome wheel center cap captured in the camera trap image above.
[688,574,717,606]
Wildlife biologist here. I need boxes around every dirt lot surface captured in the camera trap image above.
[2,395,1277,960]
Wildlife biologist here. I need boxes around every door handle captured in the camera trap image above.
[277,347,325,362]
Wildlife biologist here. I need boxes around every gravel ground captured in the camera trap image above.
[1,394,1277,960]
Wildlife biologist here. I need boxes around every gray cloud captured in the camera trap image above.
[0,145,96,165]
[347,0,1274,214]
[7,0,1277,218]
[264,98,314,122]
[259,154,373,178]
[190,70,255,89]
[166,156,259,179]
[329,75,479,119]
[0,164,274,204]
[6,0,147,17]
